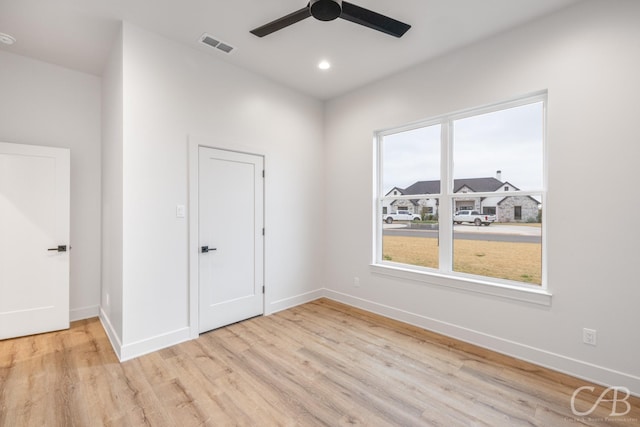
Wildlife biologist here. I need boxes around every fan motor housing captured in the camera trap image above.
[310,0,342,21]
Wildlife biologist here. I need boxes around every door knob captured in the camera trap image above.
[48,245,67,252]
[201,246,217,253]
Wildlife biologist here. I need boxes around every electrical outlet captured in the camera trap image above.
[583,328,597,346]
[353,277,360,287]
[106,293,110,307]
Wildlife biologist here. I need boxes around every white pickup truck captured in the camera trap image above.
[453,210,496,226]
[383,211,421,224]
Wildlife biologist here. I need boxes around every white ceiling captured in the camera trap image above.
[0,0,584,100]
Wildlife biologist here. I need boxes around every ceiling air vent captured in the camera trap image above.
[199,33,235,54]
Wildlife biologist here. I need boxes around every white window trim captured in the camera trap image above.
[373,91,550,306]
[370,263,552,306]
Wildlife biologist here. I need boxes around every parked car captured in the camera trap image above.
[383,211,421,223]
[453,210,496,226]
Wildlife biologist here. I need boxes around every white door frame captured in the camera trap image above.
[187,139,265,339]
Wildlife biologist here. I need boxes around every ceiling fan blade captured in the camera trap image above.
[340,1,411,38]
[250,7,312,37]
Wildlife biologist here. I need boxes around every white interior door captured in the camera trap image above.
[0,142,70,340]
[198,147,264,333]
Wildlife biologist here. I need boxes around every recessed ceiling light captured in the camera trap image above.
[318,60,331,70]
[0,32,16,45]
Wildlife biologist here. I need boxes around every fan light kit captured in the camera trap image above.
[0,32,16,45]
[251,0,410,38]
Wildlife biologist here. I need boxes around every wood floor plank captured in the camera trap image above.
[202,332,338,426]
[1,299,639,426]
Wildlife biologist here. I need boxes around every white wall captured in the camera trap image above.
[324,0,640,393]
[0,51,102,321]
[101,27,124,350]
[106,23,325,358]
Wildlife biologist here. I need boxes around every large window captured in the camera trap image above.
[375,93,546,292]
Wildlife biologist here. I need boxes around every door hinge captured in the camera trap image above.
[262,170,265,178]
[262,228,265,236]
[262,286,265,294]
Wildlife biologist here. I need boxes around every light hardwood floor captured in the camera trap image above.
[1,298,638,426]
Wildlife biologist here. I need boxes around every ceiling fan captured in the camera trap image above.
[250,0,411,38]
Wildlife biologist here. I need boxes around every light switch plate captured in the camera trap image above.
[176,205,186,218]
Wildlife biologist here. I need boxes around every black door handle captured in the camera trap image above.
[48,245,67,252]
[201,246,217,253]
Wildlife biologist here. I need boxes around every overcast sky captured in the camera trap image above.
[382,102,543,193]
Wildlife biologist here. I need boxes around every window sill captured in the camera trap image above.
[370,263,552,306]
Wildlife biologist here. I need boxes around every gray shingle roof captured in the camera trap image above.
[401,177,504,195]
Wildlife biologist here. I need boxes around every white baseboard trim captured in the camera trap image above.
[96,310,210,362]
[267,289,324,315]
[323,289,640,396]
[119,326,191,362]
[70,305,100,322]
[99,307,123,361]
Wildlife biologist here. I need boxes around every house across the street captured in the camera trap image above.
[384,171,541,223]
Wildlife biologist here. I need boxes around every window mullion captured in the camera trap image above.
[439,120,453,273]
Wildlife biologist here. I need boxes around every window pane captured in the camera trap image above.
[380,125,440,269]
[381,125,441,195]
[453,102,543,191]
[452,196,542,285]
[382,199,439,269]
